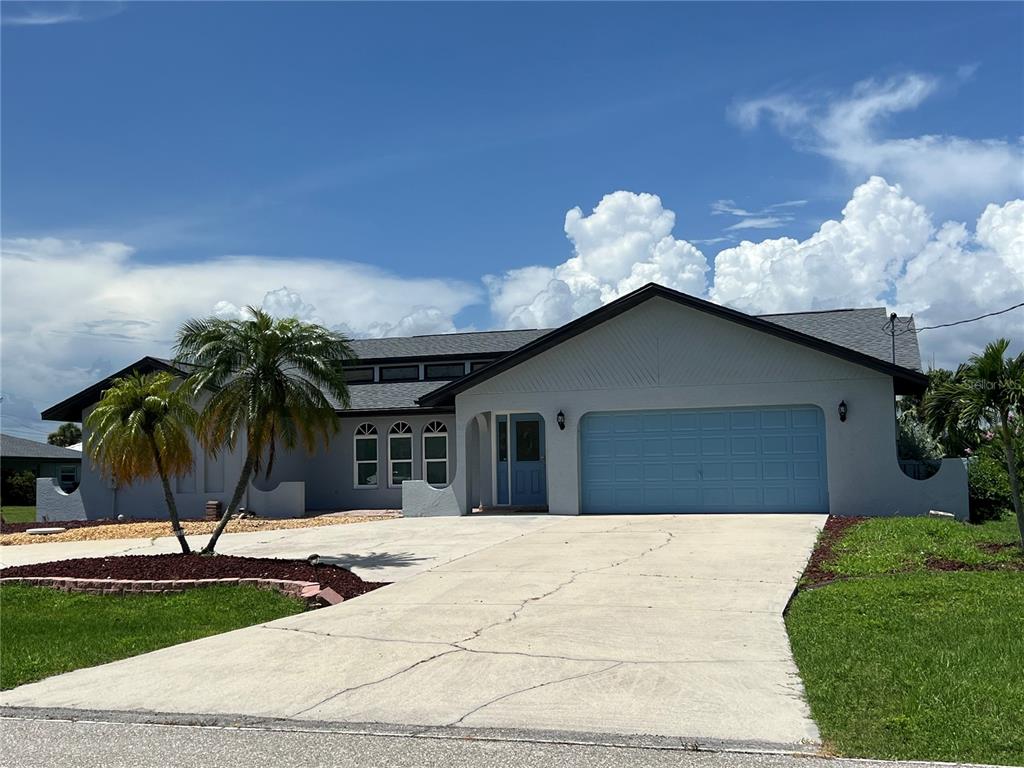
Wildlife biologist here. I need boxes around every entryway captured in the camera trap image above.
[495,412,547,507]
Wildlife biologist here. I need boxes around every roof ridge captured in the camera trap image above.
[758,307,884,317]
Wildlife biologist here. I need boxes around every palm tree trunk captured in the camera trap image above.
[1001,421,1024,549]
[201,443,257,555]
[147,433,191,555]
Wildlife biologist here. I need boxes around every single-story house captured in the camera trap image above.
[40,283,968,521]
[1,433,82,495]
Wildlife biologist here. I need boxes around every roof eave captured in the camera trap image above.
[40,356,188,423]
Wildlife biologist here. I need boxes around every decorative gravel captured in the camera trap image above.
[2,554,387,600]
[0,512,398,545]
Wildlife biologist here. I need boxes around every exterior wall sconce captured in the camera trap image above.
[556,410,566,430]
[838,400,848,422]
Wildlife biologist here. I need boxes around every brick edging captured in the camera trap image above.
[0,576,340,606]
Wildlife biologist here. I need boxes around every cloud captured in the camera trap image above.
[485,191,709,328]
[725,217,789,231]
[0,239,479,436]
[734,73,1024,214]
[487,180,1021,370]
[1,1,123,26]
[711,177,933,312]
[710,177,1023,367]
[711,198,807,232]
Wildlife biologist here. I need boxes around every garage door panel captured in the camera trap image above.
[580,406,828,514]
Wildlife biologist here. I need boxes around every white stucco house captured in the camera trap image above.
[40,283,968,522]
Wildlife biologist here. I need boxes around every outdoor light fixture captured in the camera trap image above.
[838,400,848,422]
[556,410,566,430]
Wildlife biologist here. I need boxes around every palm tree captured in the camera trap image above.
[175,307,354,554]
[926,339,1024,547]
[48,421,82,447]
[85,372,196,554]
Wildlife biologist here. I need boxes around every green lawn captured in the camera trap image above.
[0,506,36,523]
[0,585,304,690]
[828,515,1021,576]
[787,516,1024,765]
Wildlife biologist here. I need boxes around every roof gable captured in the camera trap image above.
[419,283,928,406]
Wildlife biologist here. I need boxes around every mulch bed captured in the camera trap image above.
[1,555,387,601]
[799,515,867,589]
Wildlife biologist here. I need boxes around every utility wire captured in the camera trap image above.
[890,301,1024,337]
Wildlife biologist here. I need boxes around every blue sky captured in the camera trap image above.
[2,1,1023,438]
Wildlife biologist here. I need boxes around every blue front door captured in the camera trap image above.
[579,406,828,514]
[509,414,546,506]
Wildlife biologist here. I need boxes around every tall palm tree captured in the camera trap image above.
[85,372,196,554]
[175,307,354,554]
[926,339,1024,547]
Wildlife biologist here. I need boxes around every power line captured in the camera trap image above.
[891,301,1024,337]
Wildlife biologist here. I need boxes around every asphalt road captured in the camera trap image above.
[0,716,968,768]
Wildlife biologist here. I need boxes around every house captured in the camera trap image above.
[0,433,82,495]
[40,283,968,521]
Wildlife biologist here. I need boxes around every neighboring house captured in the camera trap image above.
[40,283,968,520]
[0,433,82,494]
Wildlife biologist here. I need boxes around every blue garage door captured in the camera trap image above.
[580,406,828,514]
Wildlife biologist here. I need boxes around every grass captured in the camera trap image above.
[828,515,1021,576]
[0,506,36,523]
[787,515,1024,765]
[0,585,304,690]
[788,572,1024,765]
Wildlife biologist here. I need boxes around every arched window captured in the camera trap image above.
[388,421,414,487]
[423,421,449,486]
[353,423,378,488]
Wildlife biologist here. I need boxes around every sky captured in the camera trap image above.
[2,1,1023,440]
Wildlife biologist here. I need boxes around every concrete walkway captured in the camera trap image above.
[0,515,560,582]
[0,514,825,750]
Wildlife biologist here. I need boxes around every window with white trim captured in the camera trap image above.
[388,421,414,487]
[423,421,448,486]
[354,423,379,488]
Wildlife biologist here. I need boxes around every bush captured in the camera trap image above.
[897,411,943,461]
[1,470,37,506]
[967,452,1013,523]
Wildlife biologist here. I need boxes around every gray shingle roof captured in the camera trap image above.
[341,380,454,411]
[347,329,550,361]
[41,298,925,419]
[1,433,83,461]
[761,308,921,371]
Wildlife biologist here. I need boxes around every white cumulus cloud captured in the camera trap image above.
[485,191,709,328]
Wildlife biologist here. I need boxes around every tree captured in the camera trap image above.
[85,372,196,554]
[926,339,1024,547]
[48,422,82,447]
[175,307,354,554]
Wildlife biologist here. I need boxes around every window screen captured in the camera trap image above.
[380,365,419,382]
[424,363,466,380]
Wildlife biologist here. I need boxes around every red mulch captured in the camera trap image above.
[799,516,868,589]
[0,519,123,534]
[2,555,387,600]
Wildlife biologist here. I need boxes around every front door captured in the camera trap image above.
[510,414,546,506]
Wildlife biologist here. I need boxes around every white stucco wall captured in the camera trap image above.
[443,297,967,519]
[75,402,455,520]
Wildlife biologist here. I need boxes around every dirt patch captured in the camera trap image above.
[0,512,399,546]
[799,515,868,589]
[978,541,1021,555]
[923,555,1024,573]
[2,554,387,600]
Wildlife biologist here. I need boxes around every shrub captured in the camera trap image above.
[967,452,1013,523]
[1,470,37,506]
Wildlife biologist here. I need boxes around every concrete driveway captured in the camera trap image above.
[1,514,825,750]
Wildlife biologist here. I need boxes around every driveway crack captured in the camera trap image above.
[445,661,624,727]
[290,648,463,718]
